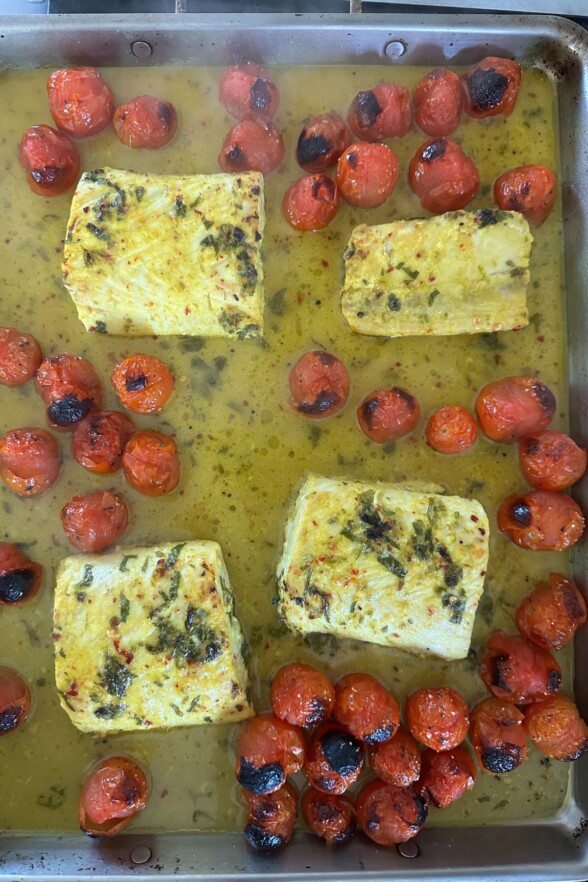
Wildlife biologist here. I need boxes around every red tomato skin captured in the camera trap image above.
[0,665,31,735]
[296,112,352,172]
[270,663,335,728]
[79,756,149,838]
[406,687,469,751]
[122,430,180,496]
[219,118,284,175]
[288,350,350,418]
[0,542,43,606]
[426,406,477,454]
[479,631,562,705]
[235,714,306,795]
[408,137,479,213]
[337,142,399,209]
[283,174,339,231]
[0,328,43,386]
[47,67,114,138]
[524,695,588,761]
[417,747,476,808]
[357,386,420,444]
[518,430,586,491]
[0,427,61,497]
[60,490,128,553]
[497,490,585,552]
[72,411,135,474]
[35,354,103,429]
[368,726,422,788]
[301,788,356,846]
[475,376,556,443]
[242,781,297,852]
[347,83,412,142]
[494,165,557,227]
[19,125,80,197]
[462,56,522,119]
[304,722,364,795]
[111,354,174,414]
[219,62,279,121]
[113,96,177,149]
[515,573,587,651]
[413,68,463,137]
[470,697,528,774]
[333,673,400,744]
[356,780,428,846]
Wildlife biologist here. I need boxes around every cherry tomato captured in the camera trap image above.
[0,427,61,497]
[417,747,476,808]
[347,83,412,142]
[111,354,174,414]
[470,697,528,774]
[518,430,586,491]
[515,573,587,651]
[524,695,588,762]
[406,686,469,751]
[304,722,364,795]
[301,788,356,846]
[425,406,477,454]
[356,780,427,846]
[0,665,31,735]
[270,663,335,728]
[19,124,80,197]
[47,67,114,138]
[35,354,102,429]
[122,430,180,496]
[288,350,349,418]
[336,142,398,209]
[497,490,584,552]
[72,411,135,474]
[475,375,556,443]
[333,673,400,744]
[242,781,297,852]
[283,174,339,232]
[61,490,128,553]
[296,112,351,172]
[79,756,149,838]
[479,631,561,705]
[413,68,463,137]
[462,56,521,119]
[219,62,279,121]
[368,726,422,788]
[0,542,43,606]
[494,165,557,228]
[357,386,420,444]
[235,713,306,795]
[408,137,479,213]
[219,118,284,175]
[113,96,177,149]
[0,328,42,386]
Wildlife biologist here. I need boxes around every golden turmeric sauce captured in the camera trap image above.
[0,63,571,834]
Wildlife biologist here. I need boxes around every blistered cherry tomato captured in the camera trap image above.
[296,112,351,172]
[79,756,149,838]
[283,174,339,232]
[301,788,355,846]
[113,96,177,149]
[271,663,335,728]
[111,354,174,414]
[236,714,305,795]
[347,83,412,141]
[357,386,420,444]
[0,665,31,735]
[518,430,586,491]
[0,328,42,386]
[19,125,80,197]
[122,430,180,496]
[288,350,349,418]
[47,67,114,138]
[406,687,469,751]
[479,631,561,705]
[368,726,422,788]
[219,62,279,121]
[470,697,528,774]
[497,490,584,552]
[515,573,587,651]
[413,68,463,137]
[0,542,43,606]
[0,427,61,497]
[356,780,427,846]
[61,490,128,553]
[35,354,102,429]
[72,411,135,474]
[425,406,477,454]
[475,375,556,443]
[337,142,398,209]
[304,722,364,795]
[494,165,557,228]
[524,695,588,762]
[408,137,479,213]
[462,56,521,119]
[333,673,400,744]
[242,781,297,852]
[219,118,284,175]
[417,747,476,808]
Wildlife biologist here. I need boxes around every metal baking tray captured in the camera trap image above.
[1,11,588,881]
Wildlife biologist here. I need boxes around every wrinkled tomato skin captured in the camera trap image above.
[219,118,284,175]
[470,697,528,774]
[479,631,562,705]
[347,83,412,142]
[413,68,463,137]
[296,112,352,172]
[219,62,279,121]
[235,714,305,795]
[494,165,557,228]
[61,490,128,553]
[304,722,364,795]
[356,780,428,846]
[301,788,356,846]
[0,328,42,386]
[47,67,114,138]
[19,125,80,197]
[242,781,297,852]
[0,542,43,606]
[122,430,180,496]
[426,406,477,454]
[417,747,476,808]
[475,376,556,443]
[518,430,586,491]
[113,96,177,149]
[288,350,350,418]
[357,386,420,444]
[283,174,339,232]
[72,411,135,474]
[35,354,102,430]
[515,573,587,651]
[337,142,398,209]
[406,687,469,752]
[368,726,422,788]
[270,663,335,728]
[333,673,400,744]
[111,354,174,414]
[0,427,61,497]
[462,56,522,119]
[524,695,588,762]
[79,756,149,838]
[408,137,479,213]
[0,665,31,735]
[497,490,585,552]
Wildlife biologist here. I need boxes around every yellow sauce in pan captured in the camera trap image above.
[0,63,572,834]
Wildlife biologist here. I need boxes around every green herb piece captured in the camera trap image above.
[169,571,181,601]
[441,588,466,624]
[119,555,138,572]
[120,592,130,623]
[94,703,125,719]
[377,551,408,578]
[412,519,434,561]
[268,287,288,316]
[173,196,187,217]
[22,620,41,647]
[387,293,402,311]
[93,320,107,334]
[479,332,507,351]
[166,543,186,569]
[79,564,94,587]
[86,223,110,242]
[188,696,201,713]
[37,786,66,810]
[135,186,145,201]
[395,261,419,280]
[99,653,134,698]
[428,289,440,307]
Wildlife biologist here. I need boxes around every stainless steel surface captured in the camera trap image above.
[363,0,588,14]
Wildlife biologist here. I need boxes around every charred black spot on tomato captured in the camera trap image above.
[311,176,337,202]
[316,350,337,368]
[360,396,381,429]
[561,583,586,622]
[227,145,246,165]
[562,738,588,762]
[481,743,523,773]
[406,791,429,829]
[547,668,562,693]
[31,165,63,186]
[531,381,556,418]
[421,138,447,162]
[490,653,511,691]
[297,134,331,167]
[0,706,22,734]
[304,696,329,726]
[244,821,286,853]
[364,724,395,745]
[509,500,532,527]
[48,395,93,426]
[366,805,381,831]
[320,729,363,777]
[522,436,541,457]
[237,757,285,794]
[465,67,509,112]
[394,387,418,411]
[346,150,358,170]
[125,373,148,392]
[354,91,382,128]
[297,390,340,416]
[250,78,272,111]
[157,102,176,129]
[0,567,36,604]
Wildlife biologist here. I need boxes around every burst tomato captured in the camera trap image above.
[301,788,356,846]
[242,781,297,852]
[282,174,339,231]
[515,573,587,651]
[406,687,469,752]
[72,411,135,474]
[113,96,177,149]
[494,165,557,227]
[35,354,102,429]
[333,673,400,744]
[470,697,528,774]
[356,780,427,846]
[0,427,61,497]
[270,663,335,728]
[357,386,420,444]
[122,430,180,496]
[347,83,412,141]
[0,542,43,606]
[296,112,351,172]
[497,490,584,551]
[304,722,364,795]
[462,56,522,119]
[413,68,463,137]
[219,61,279,120]
[111,354,174,414]
[0,328,42,386]
[79,756,149,838]
[518,430,586,491]
[408,137,479,213]
[0,666,31,736]
[425,405,477,454]
[336,142,399,208]
[368,726,422,788]
[47,67,114,138]
[61,490,128,553]
[288,350,349,418]
[417,747,476,808]
[524,695,588,762]
[19,124,80,197]
[235,713,306,795]
[219,118,284,175]
[475,375,556,443]
[479,631,561,705]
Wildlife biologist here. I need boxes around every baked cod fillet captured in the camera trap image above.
[277,475,489,660]
[54,541,254,733]
[62,168,265,339]
[341,208,533,337]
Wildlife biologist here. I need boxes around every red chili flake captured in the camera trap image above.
[321,259,329,268]
[471,515,479,522]
[185,306,191,315]
[52,632,62,641]
[114,639,134,666]
[67,682,78,697]
[537,335,545,342]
